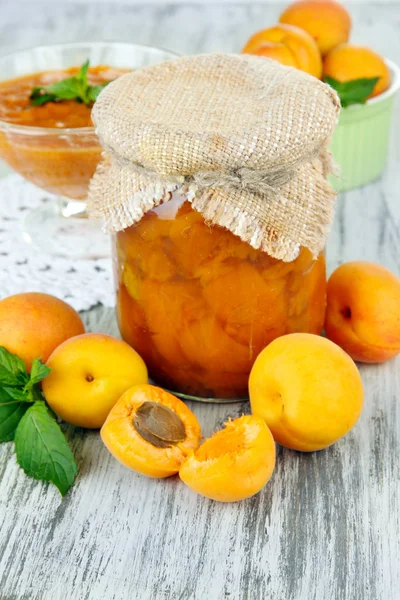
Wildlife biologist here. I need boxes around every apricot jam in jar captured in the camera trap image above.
[88,54,340,401]
[113,194,326,400]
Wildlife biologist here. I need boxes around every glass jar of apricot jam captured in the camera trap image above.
[113,193,326,401]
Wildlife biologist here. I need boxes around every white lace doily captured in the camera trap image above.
[0,174,115,311]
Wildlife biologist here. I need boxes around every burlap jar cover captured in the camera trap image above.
[88,53,341,262]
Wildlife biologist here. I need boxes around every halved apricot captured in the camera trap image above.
[179,415,276,501]
[101,384,202,478]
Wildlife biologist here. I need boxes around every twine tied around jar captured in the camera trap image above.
[114,149,334,196]
[88,53,341,262]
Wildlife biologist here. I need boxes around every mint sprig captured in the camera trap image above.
[15,402,78,497]
[30,60,110,107]
[0,346,78,496]
[0,388,29,443]
[324,76,380,108]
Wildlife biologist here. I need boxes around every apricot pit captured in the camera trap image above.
[133,402,186,448]
[101,384,202,478]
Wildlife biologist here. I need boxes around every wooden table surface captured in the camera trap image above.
[0,3,399,599]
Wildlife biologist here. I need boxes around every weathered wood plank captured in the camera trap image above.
[0,3,400,599]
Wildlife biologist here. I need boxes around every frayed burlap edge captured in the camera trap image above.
[88,150,337,262]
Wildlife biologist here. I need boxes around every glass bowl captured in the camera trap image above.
[0,42,178,258]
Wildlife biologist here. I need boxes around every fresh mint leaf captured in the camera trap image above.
[78,59,90,83]
[0,388,29,442]
[2,387,27,401]
[29,359,51,387]
[23,358,51,402]
[29,60,113,107]
[0,346,27,376]
[0,366,21,387]
[0,348,50,408]
[324,76,380,108]
[15,402,78,496]
[29,88,57,106]
[45,78,82,100]
[87,82,109,103]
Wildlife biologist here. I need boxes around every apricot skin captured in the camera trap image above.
[325,262,400,363]
[0,292,85,372]
[101,384,202,478]
[179,415,276,502]
[249,333,364,452]
[323,44,391,99]
[242,23,322,78]
[42,333,148,428]
[279,0,352,56]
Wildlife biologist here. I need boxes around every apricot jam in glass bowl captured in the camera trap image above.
[114,194,327,402]
[0,42,177,258]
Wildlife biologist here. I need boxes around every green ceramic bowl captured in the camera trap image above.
[330,59,400,192]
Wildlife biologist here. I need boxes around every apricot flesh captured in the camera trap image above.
[42,333,148,428]
[242,23,322,78]
[279,0,352,56]
[179,415,275,502]
[323,44,391,99]
[101,384,202,478]
[325,261,400,363]
[249,333,364,451]
[0,292,85,371]
[115,197,327,399]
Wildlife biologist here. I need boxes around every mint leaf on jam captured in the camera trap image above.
[324,76,380,108]
[0,346,78,495]
[15,402,78,497]
[30,60,110,107]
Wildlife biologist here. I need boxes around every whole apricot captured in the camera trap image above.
[325,262,400,363]
[279,0,352,56]
[101,384,202,478]
[323,44,390,99]
[179,415,276,502]
[42,333,148,428]
[249,333,364,452]
[0,292,85,372]
[242,23,322,78]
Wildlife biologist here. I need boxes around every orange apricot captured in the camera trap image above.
[179,415,276,502]
[101,384,202,478]
[42,333,148,428]
[323,44,391,99]
[324,261,400,363]
[279,0,352,56]
[242,23,322,78]
[249,333,364,451]
[0,292,85,372]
